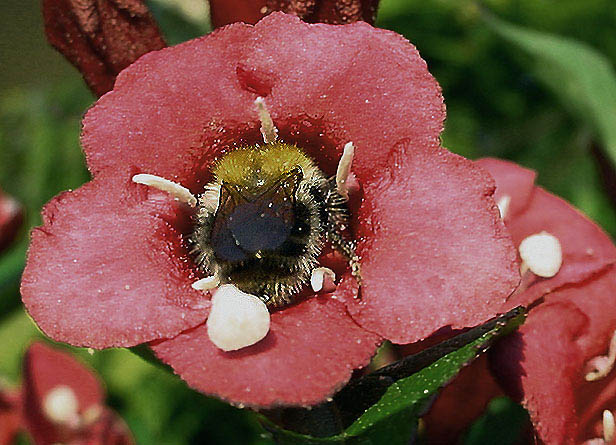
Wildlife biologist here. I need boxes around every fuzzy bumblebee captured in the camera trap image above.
[190,142,355,307]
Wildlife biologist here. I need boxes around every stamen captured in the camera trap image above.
[43,385,79,426]
[132,174,197,207]
[585,331,616,381]
[336,142,356,200]
[206,284,270,352]
[518,231,563,278]
[604,410,615,443]
[82,404,103,425]
[191,275,220,291]
[310,267,336,293]
[497,195,511,219]
[254,97,278,144]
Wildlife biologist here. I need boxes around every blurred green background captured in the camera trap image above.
[0,0,615,443]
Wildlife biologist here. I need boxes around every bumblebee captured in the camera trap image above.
[189,142,355,307]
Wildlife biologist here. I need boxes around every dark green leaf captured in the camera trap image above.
[485,15,616,167]
[464,396,531,445]
[261,307,526,445]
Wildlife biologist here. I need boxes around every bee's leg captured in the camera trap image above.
[324,184,362,287]
[326,227,362,285]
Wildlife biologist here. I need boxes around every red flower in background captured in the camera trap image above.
[0,188,23,252]
[422,159,616,444]
[1,342,133,445]
[209,0,380,28]
[42,0,166,97]
[22,14,519,408]
[0,388,20,445]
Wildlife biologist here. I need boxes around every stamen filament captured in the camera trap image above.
[132,174,197,207]
[497,195,511,219]
[254,97,278,144]
[585,331,616,381]
[336,142,355,200]
[604,410,615,443]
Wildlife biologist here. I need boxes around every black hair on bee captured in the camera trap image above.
[189,142,355,308]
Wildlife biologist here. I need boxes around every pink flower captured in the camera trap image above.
[3,342,133,445]
[0,388,20,445]
[22,14,518,407]
[422,159,616,444]
[208,0,380,28]
[0,188,22,252]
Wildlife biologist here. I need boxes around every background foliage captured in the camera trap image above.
[0,0,615,443]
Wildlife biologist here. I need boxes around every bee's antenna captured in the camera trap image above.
[254,97,278,144]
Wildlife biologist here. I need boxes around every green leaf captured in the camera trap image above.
[260,307,526,445]
[485,15,616,166]
[464,396,530,445]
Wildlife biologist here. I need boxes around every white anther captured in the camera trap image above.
[206,284,270,352]
[201,183,221,213]
[191,275,220,291]
[132,174,197,207]
[255,97,278,144]
[518,231,562,278]
[497,195,511,219]
[585,331,616,381]
[310,267,336,293]
[604,410,615,443]
[0,195,20,217]
[81,404,103,425]
[43,385,79,426]
[336,142,355,200]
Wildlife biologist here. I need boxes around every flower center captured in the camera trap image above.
[131,97,361,351]
[190,142,354,307]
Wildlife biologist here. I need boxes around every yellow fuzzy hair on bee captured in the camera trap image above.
[213,143,320,193]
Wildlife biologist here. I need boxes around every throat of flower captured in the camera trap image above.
[132,97,362,351]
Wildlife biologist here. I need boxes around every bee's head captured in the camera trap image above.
[209,143,316,262]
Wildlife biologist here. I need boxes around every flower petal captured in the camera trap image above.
[475,158,536,220]
[422,356,504,443]
[494,270,616,445]
[209,0,267,28]
[81,13,444,189]
[479,159,616,307]
[0,389,21,445]
[490,301,588,445]
[342,143,519,343]
[150,296,380,407]
[22,342,104,444]
[21,174,209,348]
